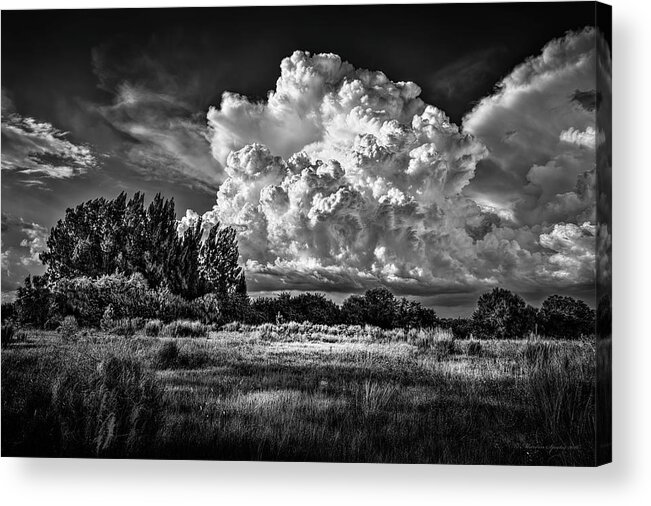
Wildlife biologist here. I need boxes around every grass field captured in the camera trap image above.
[1,323,597,465]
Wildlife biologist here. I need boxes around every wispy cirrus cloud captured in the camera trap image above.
[88,37,223,191]
[1,95,99,185]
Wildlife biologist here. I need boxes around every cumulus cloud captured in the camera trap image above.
[1,111,98,184]
[1,213,48,296]
[560,126,598,149]
[538,222,596,282]
[184,40,601,298]
[463,27,602,227]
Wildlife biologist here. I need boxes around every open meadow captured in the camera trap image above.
[1,322,597,465]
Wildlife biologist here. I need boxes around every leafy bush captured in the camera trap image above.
[161,320,208,338]
[467,340,483,356]
[538,295,595,339]
[144,319,163,337]
[1,302,16,324]
[59,316,79,341]
[394,298,438,329]
[472,288,536,339]
[154,341,179,369]
[432,338,459,359]
[106,318,141,338]
[441,318,474,339]
[14,329,30,343]
[100,304,116,331]
[14,275,61,328]
[54,273,151,327]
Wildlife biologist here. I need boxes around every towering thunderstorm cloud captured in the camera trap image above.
[179,28,606,298]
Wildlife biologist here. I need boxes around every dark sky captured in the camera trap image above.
[1,3,606,314]
[3,4,597,124]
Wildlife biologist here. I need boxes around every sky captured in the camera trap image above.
[1,3,611,316]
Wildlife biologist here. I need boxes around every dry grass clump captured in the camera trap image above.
[59,315,79,342]
[161,320,208,338]
[2,342,162,457]
[144,319,163,337]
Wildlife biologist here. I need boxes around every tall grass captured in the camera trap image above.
[2,339,162,457]
[521,339,595,465]
[2,324,597,464]
[161,320,208,338]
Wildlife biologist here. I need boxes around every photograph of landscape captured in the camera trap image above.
[1,3,611,465]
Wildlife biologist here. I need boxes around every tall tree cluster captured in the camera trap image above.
[40,192,245,300]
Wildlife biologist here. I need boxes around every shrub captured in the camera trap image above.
[54,273,151,327]
[1,322,16,347]
[538,295,595,339]
[523,340,554,366]
[59,316,79,341]
[221,321,242,333]
[441,318,474,339]
[1,302,16,324]
[394,298,438,329]
[472,288,536,339]
[107,318,139,338]
[431,338,459,360]
[14,275,60,328]
[409,327,453,349]
[362,288,397,329]
[14,329,30,343]
[154,341,179,369]
[193,293,222,324]
[356,380,398,415]
[50,354,162,457]
[467,340,483,356]
[100,304,116,331]
[161,320,208,338]
[144,319,163,337]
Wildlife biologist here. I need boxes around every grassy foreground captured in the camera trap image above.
[1,323,596,465]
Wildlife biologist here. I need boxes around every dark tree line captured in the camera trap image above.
[247,288,438,329]
[246,287,595,339]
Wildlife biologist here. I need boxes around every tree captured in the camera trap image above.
[341,295,369,325]
[199,225,244,297]
[291,293,340,325]
[15,275,59,328]
[472,287,536,339]
[363,288,397,328]
[394,298,438,329]
[39,192,245,300]
[538,295,595,339]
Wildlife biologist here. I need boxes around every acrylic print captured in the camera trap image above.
[1,3,611,465]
